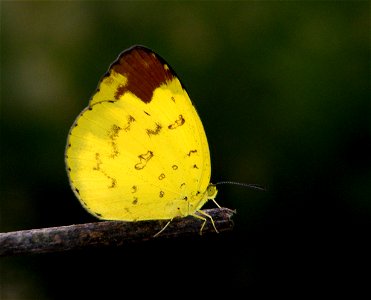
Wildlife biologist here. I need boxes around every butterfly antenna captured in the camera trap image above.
[215,181,267,192]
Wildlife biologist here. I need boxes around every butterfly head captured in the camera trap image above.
[206,184,218,200]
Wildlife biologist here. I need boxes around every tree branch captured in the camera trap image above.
[0,208,235,256]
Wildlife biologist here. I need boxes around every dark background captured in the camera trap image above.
[1,2,370,298]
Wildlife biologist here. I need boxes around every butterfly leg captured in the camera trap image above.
[211,198,221,208]
[193,210,219,235]
[153,219,172,238]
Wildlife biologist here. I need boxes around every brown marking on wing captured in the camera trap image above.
[168,115,185,129]
[108,177,117,188]
[93,153,102,171]
[187,149,197,156]
[93,153,118,188]
[109,142,119,158]
[107,124,122,158]
[124,115,136,132]
[111,47,175,103]
[108,124,121,139]
[146,122,162,136]
[134,150,154,170]
[158,173,165,180]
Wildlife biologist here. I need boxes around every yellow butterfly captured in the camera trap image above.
[65,45,219,232]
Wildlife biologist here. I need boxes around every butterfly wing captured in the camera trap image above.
[65,46,211,221]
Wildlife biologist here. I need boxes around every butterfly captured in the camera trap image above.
[65,45,220,233]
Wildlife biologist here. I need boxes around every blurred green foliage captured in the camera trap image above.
[1,2,369,298]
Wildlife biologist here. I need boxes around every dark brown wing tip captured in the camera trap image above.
[105,45,180,103]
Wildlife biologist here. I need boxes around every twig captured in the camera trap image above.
[0,208,235,257]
